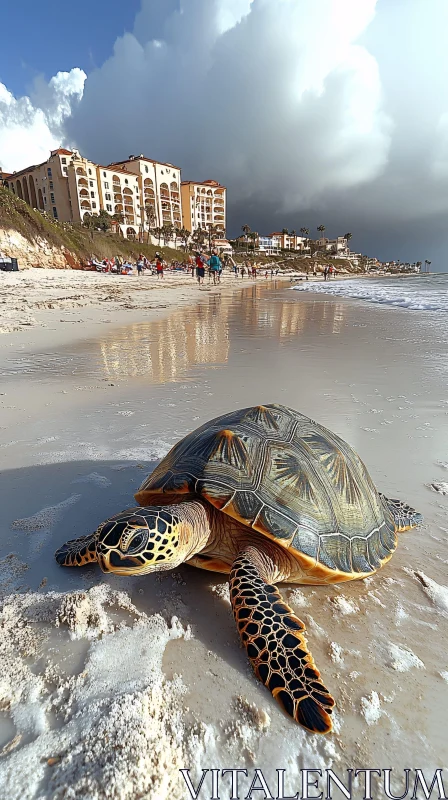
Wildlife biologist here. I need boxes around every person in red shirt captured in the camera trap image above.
[155,253,164,279]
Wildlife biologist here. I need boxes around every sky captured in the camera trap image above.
[0,0,447,266]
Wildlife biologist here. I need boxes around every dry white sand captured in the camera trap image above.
[0,281,447,798]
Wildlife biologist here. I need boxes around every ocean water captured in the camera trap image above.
[293,272,448,313]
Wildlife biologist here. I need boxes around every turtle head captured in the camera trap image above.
[96,507,187,575]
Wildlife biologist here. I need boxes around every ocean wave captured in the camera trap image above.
[292,277,448,313]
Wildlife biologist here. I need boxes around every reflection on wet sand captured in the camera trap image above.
[1,284,348,384]
[239,286,347,338]
[99,293,230,382]
[98,288,348,383]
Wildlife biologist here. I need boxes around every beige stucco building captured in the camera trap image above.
[4,151,230,244]
[180,180,226,235]
[5,148,75,222]
[109,155,182,232]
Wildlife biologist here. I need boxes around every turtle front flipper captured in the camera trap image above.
[230,547,334,734]
[55,533,97,567]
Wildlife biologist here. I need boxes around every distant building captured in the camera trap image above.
[181,180,226,235]
[268,232,307,251]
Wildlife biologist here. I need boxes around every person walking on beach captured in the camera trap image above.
[195,252,205,285]
[155,253,164,279]
[328,265,333,279]
[137,256,144,277]
[323,266,328,281]
[207,250,222,285]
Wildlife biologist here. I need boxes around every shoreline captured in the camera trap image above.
[0,266,424,338]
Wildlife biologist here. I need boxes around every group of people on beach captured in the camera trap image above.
[193,251,223,285]
[323,265,336,281]
[87,253,186,278]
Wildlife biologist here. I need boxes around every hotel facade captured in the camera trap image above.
[180,179,226,235]
[4,150,226,241]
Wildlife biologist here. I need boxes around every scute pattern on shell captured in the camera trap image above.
[137,404,397,576]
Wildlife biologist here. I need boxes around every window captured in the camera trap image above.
[44,196,47,204]
[52,206,58,219]
[105,193,111,201]
[61,158,66,165]
[90,191,95,198]
[125,179,128,184]
[88,168,92,175]
[106,204,112,212]
[63,167,68,175]
[145,165,148,173]
[103,171,106,177]
[50,193,55,203]
[89,180,94,187]
[104,181,109,189]
[43,186,46,193]
[47,168,52,177]
[49,181,54,190]
[92,202,97,209]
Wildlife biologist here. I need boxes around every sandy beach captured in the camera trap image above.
[1,276,447,799]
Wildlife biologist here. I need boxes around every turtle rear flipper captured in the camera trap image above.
[55,533,97,567]
[380,494,423,532]
[230,547,334,734]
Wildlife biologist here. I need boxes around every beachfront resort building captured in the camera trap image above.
[4,149,80,222]
[180,180,226,235]
[4,150,186,240]
[109,155,182,231]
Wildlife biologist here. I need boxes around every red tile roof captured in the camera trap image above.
[51,148,73,156]
[181,180,226,188]
[109,156,181,170]
[98,164,139,177]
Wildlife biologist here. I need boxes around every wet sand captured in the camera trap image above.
[0,282,448,798]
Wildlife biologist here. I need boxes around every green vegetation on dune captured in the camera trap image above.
[0,186,188,266]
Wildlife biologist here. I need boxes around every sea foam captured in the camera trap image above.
[293,274,448,313]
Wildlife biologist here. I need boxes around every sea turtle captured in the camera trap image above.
[55,404,422,734]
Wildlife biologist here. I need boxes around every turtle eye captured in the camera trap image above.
[128,531,147,552]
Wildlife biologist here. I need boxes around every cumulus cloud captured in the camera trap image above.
[0,69,86,172]
[68,0,390,215]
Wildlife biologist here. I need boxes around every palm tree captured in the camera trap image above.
[248,230,259,251]
[299,227,310,254]
[281,228,289,235]
[206,223,222,254]
[192,227,207,251]
[161,224,173,247]
[241,224,251,251]
[180,227,191,251]
[144,205,156,241]
[425,259,432,273]
[153,226,163,246]
[317,224,326,242]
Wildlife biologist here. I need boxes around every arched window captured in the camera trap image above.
[28,176,38,207]
[22,178,31,205]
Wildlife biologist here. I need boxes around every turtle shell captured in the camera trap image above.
[135,404,397,581]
